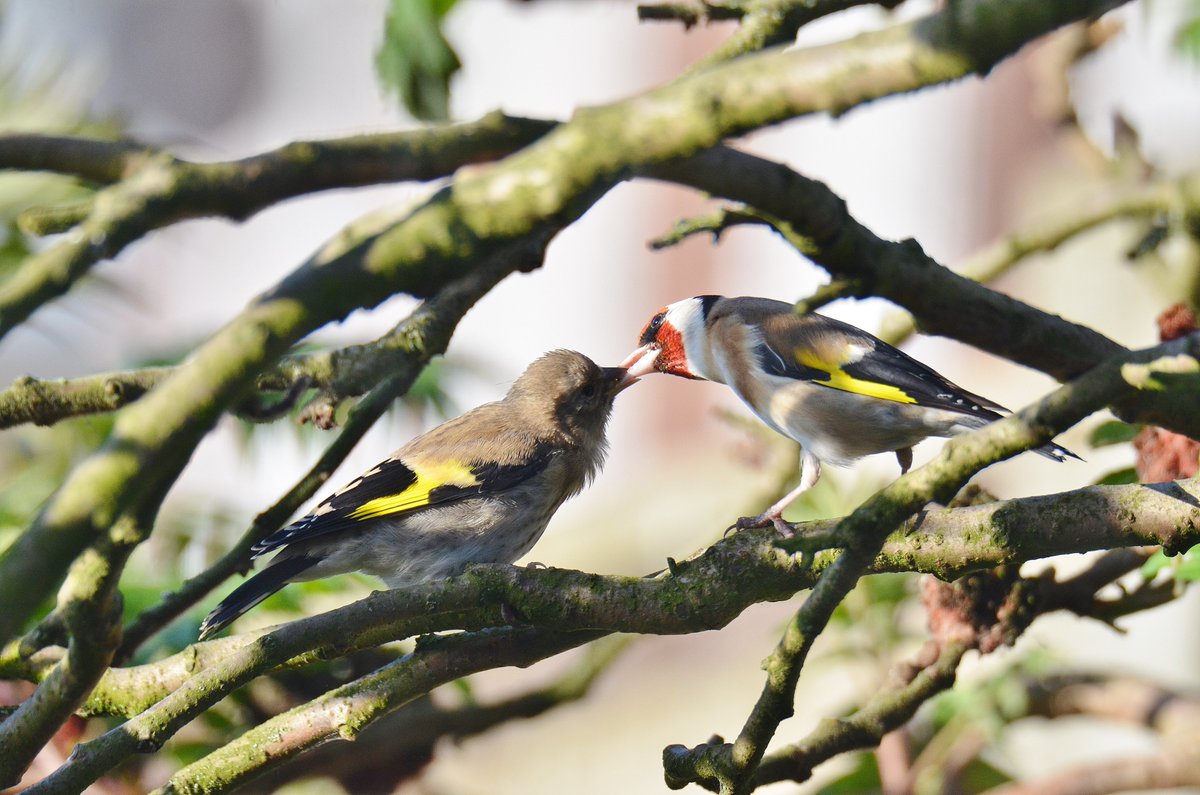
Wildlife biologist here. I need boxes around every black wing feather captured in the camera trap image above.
[755,315,1081,463]
[253,449,556,557]
[839,342,1008,417]
[755,317,1007,418]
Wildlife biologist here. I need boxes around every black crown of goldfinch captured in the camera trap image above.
[200,350,640,640]
[621,295,1078,533]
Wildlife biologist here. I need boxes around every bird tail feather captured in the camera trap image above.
[1034,440,1083,463]
[198,555,317,641]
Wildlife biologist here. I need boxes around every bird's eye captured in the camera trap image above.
[581,384,597,398]
[648,312,665,333]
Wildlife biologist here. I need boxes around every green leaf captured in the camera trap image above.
[814,752,880,794]
[450,676,476,704]
[1175,545,1200,581]
[1142,549,1173,578]
[1093,467,1139,486]
[1088,420,1141,448]
[957,757,1013,791]
[376,0,463,121]
[1143,544,1200,582]
[0,221,30,277]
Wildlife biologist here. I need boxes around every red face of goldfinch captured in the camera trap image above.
[620,297,714,380]
[626,309,689,377]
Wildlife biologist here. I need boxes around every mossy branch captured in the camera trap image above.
[0,0,1131,650]
[14,168,1194,431]
[0,135,151,183]
[639,0,897,67]
[146,629,606,795]
[245,636,631,792]
[735,640,969,791]
[6,458,1198,789]
[661,333,1200,794]
[0,111,555,340]
[742,551,1174,791]
[0,508,151,787]
[115,262,511,659]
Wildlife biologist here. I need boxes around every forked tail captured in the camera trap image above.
[198,555,317,640]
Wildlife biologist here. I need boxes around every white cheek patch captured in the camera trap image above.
[664,298,711,378]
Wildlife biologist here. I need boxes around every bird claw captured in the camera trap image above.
[726,515,764,536]
[726,513,794,537]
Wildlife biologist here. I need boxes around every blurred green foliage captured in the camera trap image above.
[375,0,462,121]
[1176,0,1200,60]
[1143,543,1200,581]
[0,64,121,273]
[1087,419,1141,448]
[0,414,115,556]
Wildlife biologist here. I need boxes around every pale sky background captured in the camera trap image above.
[2,2,1200,793]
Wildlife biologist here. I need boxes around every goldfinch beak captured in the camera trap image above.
[619,343,661,381]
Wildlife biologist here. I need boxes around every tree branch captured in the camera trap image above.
[876,173,1200,346]
[737,640,967,792]
[115,261,511,659]
[638,1,746,29]
[0,0,1137,647]
[0,368,171,429]
[1023,674,1200,734]
[742,544,1185,791]
[0,135,151,183]
[3,469,1197,720]
[640,0,902,67]
[0,507,151,787]
[246,635,631,792]
[153,633,628,795]
[656,331,1200,793]
[0,111,555,340]
[647,148,1200,438]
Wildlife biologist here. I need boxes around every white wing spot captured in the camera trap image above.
[844,344,870,363]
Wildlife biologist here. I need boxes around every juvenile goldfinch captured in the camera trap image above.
[199,350,637,640]
[622,296,1078,533]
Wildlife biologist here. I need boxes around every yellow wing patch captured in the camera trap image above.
[348,459,479,520]
[795,350,918,405]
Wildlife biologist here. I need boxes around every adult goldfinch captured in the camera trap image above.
[621,296,1077,533]
[199,350,637,640]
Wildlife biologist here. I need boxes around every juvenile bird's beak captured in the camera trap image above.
[619,343,661,381]
[602,365,641,395]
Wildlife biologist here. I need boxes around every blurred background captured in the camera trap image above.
[1,1,1200,792]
